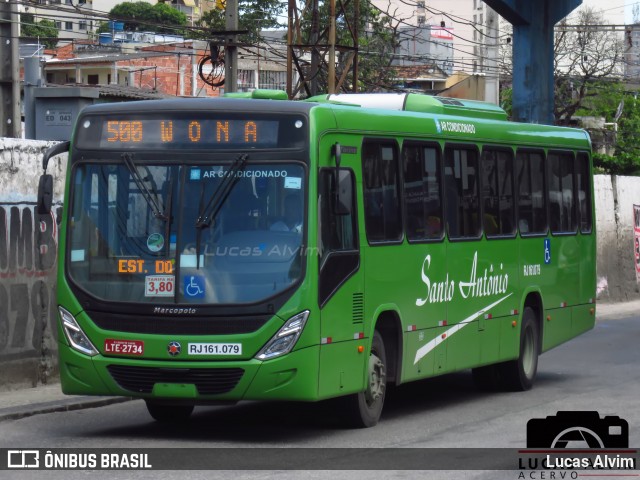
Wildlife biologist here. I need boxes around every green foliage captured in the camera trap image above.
[196,0,283,43]
[96,21,110,35]
[108,2,188,35]
[500,86,512,119]
[575,82,625,120]
[592,152,640,176]
[356,6,398,92]
[583,82,640,175]
[20,14,58,49]
[294,0,398,94]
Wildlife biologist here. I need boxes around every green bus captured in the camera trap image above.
[38,91,596,427]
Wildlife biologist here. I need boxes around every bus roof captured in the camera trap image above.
[80,97,315,116]
[307,93,508,121]
[78,93,591,151]
[308,94,591,151]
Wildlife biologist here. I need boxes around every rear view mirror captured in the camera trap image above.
[333,168,353,216]
[37,174,53,215]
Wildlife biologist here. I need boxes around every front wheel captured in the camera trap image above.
[145,401,194,422]
[342,330,387,428]
[499,307,539,391]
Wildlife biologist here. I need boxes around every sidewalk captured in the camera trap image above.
[0,384,134,422]
[0,301,638,422]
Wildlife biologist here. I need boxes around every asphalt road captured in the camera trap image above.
[2,311,639,480]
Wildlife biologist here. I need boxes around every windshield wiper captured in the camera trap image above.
[122,153,168,221]
[193,153,248,269]
[195,153,248,228]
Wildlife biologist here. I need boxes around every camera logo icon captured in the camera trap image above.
[527,411,628,448]
[7,450,40,468]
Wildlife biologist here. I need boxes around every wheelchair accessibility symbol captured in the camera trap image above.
[184,275,205,298]
[544,239,551,265]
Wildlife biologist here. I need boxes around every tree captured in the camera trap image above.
[553,8,623,125]
[100,2,188,35]
[581,82,640,175]
[196,0,283,43]
[291,0,401,95]
[195,0,399,96]
[20,14,58,49]
[499,7,623,126]
[352,1,401,92]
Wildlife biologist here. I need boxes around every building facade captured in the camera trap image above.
[22,0,205,44]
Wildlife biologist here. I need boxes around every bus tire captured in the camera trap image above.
[342,330,387,428]
[145,401,194,422]
[499,307,539,391]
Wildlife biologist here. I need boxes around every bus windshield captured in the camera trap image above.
[67,160,306,305]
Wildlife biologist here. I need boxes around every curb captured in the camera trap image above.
[0,396,135,422]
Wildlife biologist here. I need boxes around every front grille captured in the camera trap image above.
[107,365,244,395]
[88,310,268,335]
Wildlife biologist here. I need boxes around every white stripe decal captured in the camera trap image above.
[413,293,513,365]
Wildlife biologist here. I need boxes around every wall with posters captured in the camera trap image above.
[0,138,638,389]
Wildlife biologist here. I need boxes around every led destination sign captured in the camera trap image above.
[75,114,306,150]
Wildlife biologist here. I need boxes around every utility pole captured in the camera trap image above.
[225,0,238,93]
[24,56,42,139]
[328,0,336,94]
[287,0,359,99]
[309,0,320,96]
[484,6,499,105]
[0,0,22,137]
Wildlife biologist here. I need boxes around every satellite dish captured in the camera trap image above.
[614,100,624,122]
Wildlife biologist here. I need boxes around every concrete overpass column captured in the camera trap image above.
[484,0,582,124]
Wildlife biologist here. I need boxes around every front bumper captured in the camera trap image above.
[59,342,321,402]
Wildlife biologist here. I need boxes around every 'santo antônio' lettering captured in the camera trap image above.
[416,251,509,306]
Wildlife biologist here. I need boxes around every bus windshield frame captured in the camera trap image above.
[66,156,308,308]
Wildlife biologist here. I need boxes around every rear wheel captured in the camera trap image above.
[499,307,539,391]
[145,401,194,422]
[342,330,387,428]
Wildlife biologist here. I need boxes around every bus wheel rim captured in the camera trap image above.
[522,327,535,378]
[366,353,386,407]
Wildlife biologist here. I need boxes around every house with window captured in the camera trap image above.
[43,35,290,98]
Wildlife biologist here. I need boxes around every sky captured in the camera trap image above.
[578,0,626,24]
[625,0,638,23]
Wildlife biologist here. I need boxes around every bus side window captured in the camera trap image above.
[444,145,480,238]
[362,139,402,243]
[516,150,547,235]
[402,142,443,241]
[548,151,577,234]
[576,152,592,233]
[481,148,515,237]
[318,169,357,265]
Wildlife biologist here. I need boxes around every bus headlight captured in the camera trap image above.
[255,311,309,360]
[59,307,98,357]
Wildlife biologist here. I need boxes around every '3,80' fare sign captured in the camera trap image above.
[116,259,175,297]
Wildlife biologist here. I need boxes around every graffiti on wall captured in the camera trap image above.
[635,205,640,284]
[0,203,62,360]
